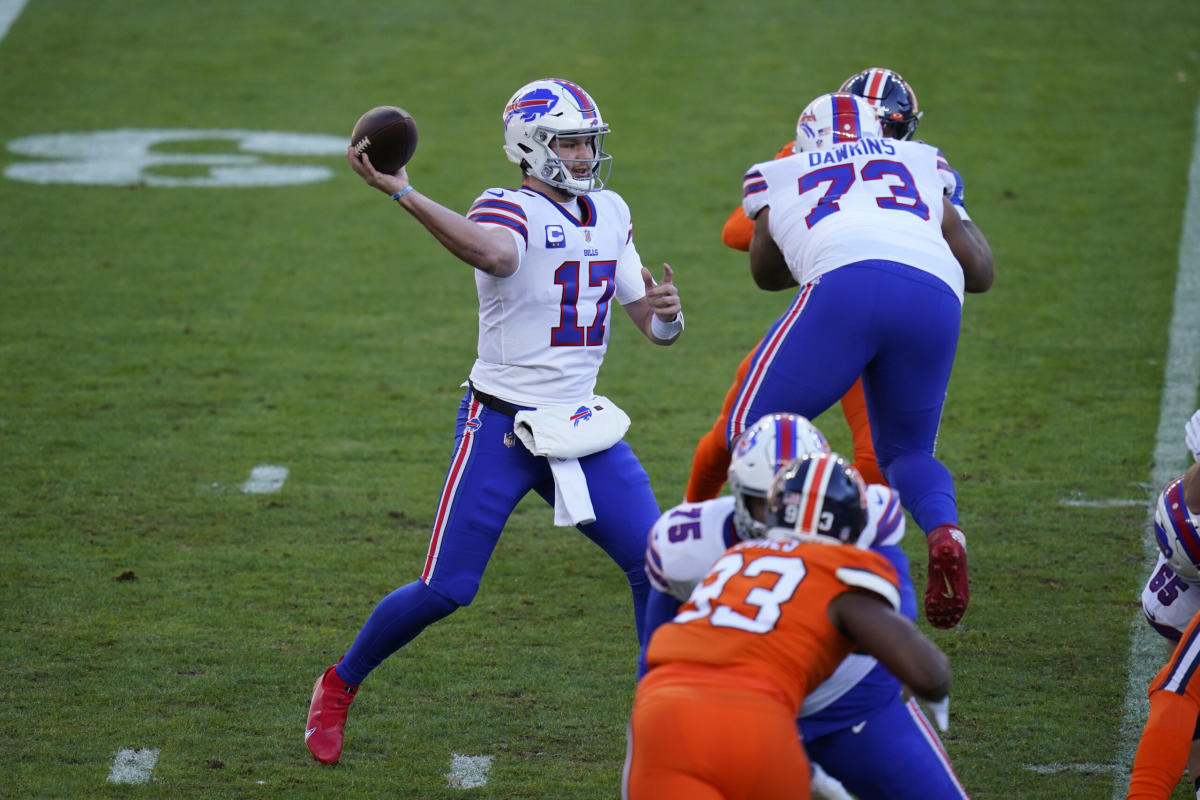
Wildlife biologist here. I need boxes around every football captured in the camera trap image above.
[350,106,418,175]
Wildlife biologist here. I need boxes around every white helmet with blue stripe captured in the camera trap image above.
[501,78,612,195]
[727,413,830,540]
[1154,474,1200,584]
[795,92,883,153]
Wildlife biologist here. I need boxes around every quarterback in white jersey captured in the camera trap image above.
[465,185,649,405]
[306,77,683,767]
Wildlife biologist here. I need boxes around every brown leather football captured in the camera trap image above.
[350,106,418,175]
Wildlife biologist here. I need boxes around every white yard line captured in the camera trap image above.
[1112,97,1200,798]
[107,748,160,784]
[0,0,27,44]
[241,464,289,494]
[446,753,493,789]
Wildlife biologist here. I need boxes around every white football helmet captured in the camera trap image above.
[795,92,883,153]
[1153,475,1200,584]
[727,413,830,539]
[502,78,612,195]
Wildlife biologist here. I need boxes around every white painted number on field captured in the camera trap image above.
[5,129,347,187]
[241,465,289,494]
[446,754,493,789]
[107,747,160,784]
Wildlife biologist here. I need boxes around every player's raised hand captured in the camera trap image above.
[642,264,680,320]
[346,145,408,196]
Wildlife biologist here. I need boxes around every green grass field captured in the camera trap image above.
[3,1,1200,798]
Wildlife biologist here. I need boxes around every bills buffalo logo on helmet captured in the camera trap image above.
[504,88,559,126]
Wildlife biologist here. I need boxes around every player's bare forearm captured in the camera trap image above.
[347,147,517,276]
[941,198,994,293]
[832,591,951,701]
[748,209,798,291]
[401,197,518,276]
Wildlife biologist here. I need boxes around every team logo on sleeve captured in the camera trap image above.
[545,224,566,248]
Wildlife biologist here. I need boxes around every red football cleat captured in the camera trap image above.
[305,663,358,764]
[924,524,969,629]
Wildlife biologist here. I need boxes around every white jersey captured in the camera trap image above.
[464,186,647,406]
[644,485,906,718]
[741,139,964,301]
[1141,552,1200,641]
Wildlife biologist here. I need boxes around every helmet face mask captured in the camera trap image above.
[502,78,612,196]
[839,67,923,141]
[795,92,884,153]
[727,413,830,540]
[764,453,869,545]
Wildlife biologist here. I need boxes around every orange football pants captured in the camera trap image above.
[626,669,810,800]
[685,346,885,503]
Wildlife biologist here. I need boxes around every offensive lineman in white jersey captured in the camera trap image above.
[727,92,995,631]
[305,78,684,765]
[1132,409,1200,797]
[628,413,969,800]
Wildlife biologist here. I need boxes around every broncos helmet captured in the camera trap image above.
[502,78,612,195]
[795,92,883,153]
[727,413,830,540]
[1153,475,1200,584]
[764,452,869,545]
[840,67,922,141]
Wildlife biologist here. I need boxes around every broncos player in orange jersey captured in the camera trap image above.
[625,452,952,800]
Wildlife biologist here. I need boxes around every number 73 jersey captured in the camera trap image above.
[644,536,900,715]
[741,139,964,300]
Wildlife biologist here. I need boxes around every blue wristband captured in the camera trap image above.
[391,187,413,201]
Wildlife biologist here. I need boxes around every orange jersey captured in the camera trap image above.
[721,140,795,251]
[644,536,899,715]
[1127,611,1200,799]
